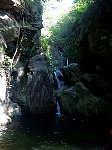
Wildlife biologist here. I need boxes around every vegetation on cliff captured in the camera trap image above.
[41,0,112,117]
[47,0,111,70]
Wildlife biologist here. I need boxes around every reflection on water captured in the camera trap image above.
[0,115,103,150]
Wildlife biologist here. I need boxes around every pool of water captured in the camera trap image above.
[0,115,105,150]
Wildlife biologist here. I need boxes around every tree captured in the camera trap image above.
[49,0,96,63]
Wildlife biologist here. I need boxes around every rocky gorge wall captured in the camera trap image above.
[0,0,23,125]
[0,0,55,125]
[51,0,112,122]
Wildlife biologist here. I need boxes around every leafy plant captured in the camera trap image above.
[40,35,51,61]
[49,0,95,63]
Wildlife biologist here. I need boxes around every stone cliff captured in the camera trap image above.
[0,0,55,125]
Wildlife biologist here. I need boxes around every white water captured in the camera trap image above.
[54,70,64,89]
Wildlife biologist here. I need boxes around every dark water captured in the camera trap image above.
[0,115,105,150]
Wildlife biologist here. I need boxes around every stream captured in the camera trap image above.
[0,115,103,150]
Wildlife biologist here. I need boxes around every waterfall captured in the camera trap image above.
[53,69,64,131]
[56,102,60,114]
[53,101,62,131]
[66,58,69,66]
[53,70,64,90]
[54,72,61,89]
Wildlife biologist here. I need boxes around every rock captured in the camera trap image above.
[11,55,56,114]
[81,73,109,98]
[0,11,20,61]
[26,55,55,114]
[7,102,21,117]
[0,0,23,11]
[0,70,7,101]
[0,106,11,126]
[21,0,43,50]
[88,30,112,61]
[57,82,108,116]
[0,34,6,66]
[0,0,43,117]
[0,66,21,119]
[10,62,29,113]
[28,55,48,73]
[0,12,19,43]
[60,63,82,86]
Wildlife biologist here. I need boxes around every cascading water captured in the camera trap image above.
[54,71,61,89]
[56,101,61,115]
[53,69,64,130]
[53,69,64,90]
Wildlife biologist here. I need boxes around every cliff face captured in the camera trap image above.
[0,0,23,125]
[51,0,112,118]
[74,0,112,72]
[21,0,43,50]
[0,0,23,11]
[74,0,112,109]
[0,0,43,60]
[0,0,47,123]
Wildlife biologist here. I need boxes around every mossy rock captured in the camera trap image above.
[57,82,108,116]
[60,63,82,86]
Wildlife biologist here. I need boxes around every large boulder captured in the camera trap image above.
[10,62,29,113]
[10,57,55,114]
[57,82,108,116]
[26,55,55,114]
[60,63,82,86]
[2,101,22,117]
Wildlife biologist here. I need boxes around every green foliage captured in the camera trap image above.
[25,0,34,6]
[40,35,51,61]
[49,0,95,63]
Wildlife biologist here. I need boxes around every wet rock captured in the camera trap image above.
[7,102,21,117]
[57,82,108,116]
[26,55,55,114]
[11,55,56,114]
[10,62,29,113]
[60,63,82,86]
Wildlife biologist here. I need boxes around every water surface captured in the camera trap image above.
[0,115,104,150]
